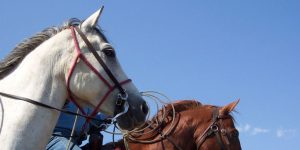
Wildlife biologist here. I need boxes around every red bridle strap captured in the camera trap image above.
[67,26,131,118]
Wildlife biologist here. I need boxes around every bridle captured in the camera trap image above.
[64,25,134,149]
[0,25,132,124]
[197,108,231,150]
[0,7,135,149]
[67,26,131,122]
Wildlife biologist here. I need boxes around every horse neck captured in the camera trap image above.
[154,108,204,150]
[126,109,198,150]
[0,29,73,105]
[0,30,73,149]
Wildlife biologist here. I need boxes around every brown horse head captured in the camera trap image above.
[104,100,241,150]
[195,100,241,150]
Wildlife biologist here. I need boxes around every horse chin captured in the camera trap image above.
[116,114,134,130]
[117,119,134,131]
[115,99,148,130]
[116,112,142,131]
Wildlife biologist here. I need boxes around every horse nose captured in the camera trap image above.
[140,101,149,115]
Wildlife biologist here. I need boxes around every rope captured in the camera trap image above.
[66,108,80,150]
[112,122,117,148]
[100,92,163,136]
[123,135,130,150]
[126,92,176,144]
[104,91,177,145]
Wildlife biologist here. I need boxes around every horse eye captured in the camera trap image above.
[102,48,115,57]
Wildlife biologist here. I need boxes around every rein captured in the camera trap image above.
[0,91,112,124]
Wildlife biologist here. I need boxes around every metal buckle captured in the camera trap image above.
[111,101,129,123]
[115,99,123,106]
[210,124,219,132]
[116,92,128,106]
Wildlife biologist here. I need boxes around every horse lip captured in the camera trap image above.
[116,105,147,130]
[122,114,141,130]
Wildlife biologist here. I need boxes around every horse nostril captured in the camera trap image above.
[141,101,149,115]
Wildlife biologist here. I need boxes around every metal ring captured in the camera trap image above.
[118,91,128,101]
[221,129,227,135]
[210,124,219,132]
[111,101,129,122]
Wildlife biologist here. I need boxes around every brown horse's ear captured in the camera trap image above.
[219,99,240,115]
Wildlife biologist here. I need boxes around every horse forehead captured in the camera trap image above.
[81,34,107,51]
[86,31,105,43]
[222,116,236,129]
[89,26,108,41]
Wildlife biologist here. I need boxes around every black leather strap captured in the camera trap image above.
[74,26,126,95]
[0,91,111,124]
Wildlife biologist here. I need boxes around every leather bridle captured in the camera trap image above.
[68,26,131,122]
[197,108,231,150]
[0,26,131,124]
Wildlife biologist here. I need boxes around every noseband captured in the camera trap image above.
[67,26,131,121]
[197,108,231,150]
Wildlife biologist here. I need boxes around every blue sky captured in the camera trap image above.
[1,0,299,149]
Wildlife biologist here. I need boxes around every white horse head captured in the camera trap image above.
[65,8,148,129]
[0,8,148,149]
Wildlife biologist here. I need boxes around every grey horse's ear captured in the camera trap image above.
[81,6,104,29]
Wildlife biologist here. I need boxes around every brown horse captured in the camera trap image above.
[103,100,241,150]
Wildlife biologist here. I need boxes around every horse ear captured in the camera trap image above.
[219,99,240,115]
[81,6,104,29]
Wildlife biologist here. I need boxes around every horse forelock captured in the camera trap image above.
[195,104,237,125]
